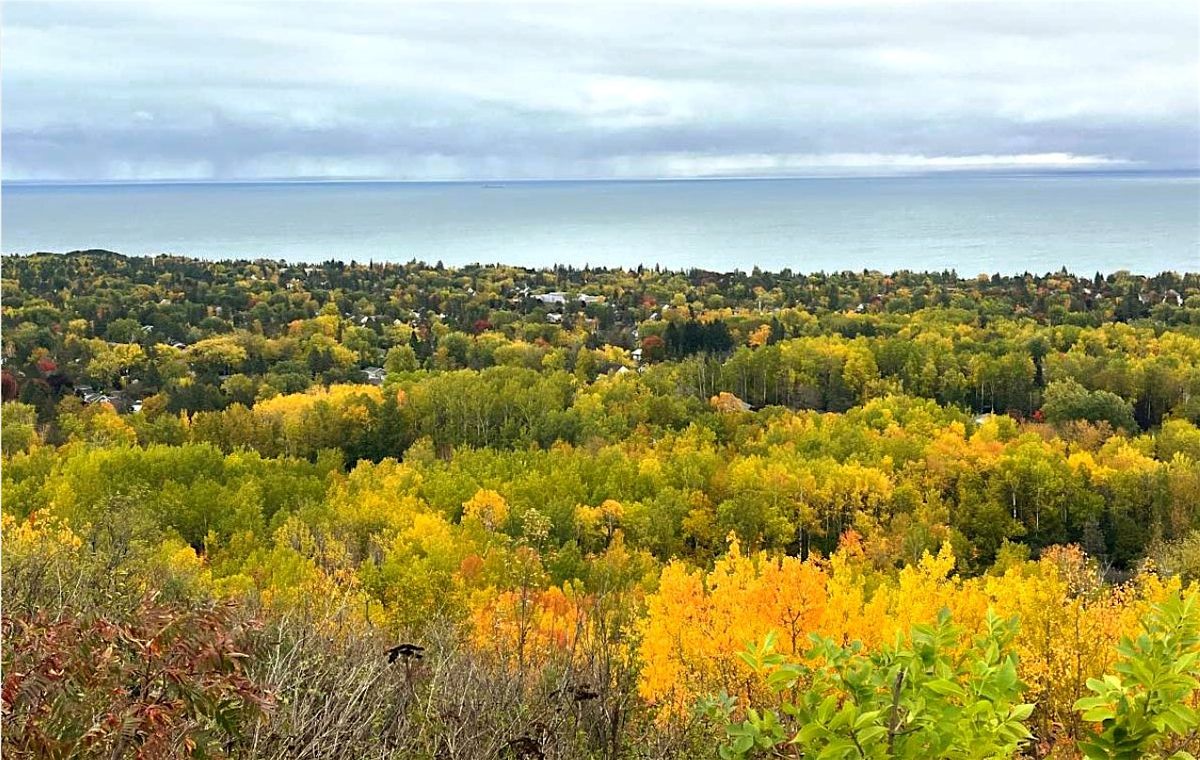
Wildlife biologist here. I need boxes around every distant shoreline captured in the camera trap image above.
[4,249,1197,280]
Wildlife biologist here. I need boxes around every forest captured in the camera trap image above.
[3,250,1200,758]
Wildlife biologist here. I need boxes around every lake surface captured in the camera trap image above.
[3,175,1197,273]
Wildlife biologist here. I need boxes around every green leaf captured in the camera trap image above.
[1081,706,1116,722]
[853,709,882,730]
[1008,703,1035,722]
[767,667,798,691]
[924,678,965,698]
[855,725,887,745]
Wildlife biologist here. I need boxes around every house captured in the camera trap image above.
[546,313,563,324]
[171,342,187,350]
[362,367,387,385]
[631,348,643,362]
[578,294,603,305]
[614,366,631,375]
[536,292,567,305]
[1164,289,1183,306]
[131,400,144,413]
[84,392,123,408]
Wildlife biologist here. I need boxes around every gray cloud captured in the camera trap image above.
[3,1,1198,181]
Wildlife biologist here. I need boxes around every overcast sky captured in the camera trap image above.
[3,1,1198,181]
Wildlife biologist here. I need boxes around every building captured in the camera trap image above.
[83,392,126,411]
[536,292,567,305]
[362,367,387,385]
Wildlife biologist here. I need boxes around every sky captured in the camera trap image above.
[3,0,1198,182]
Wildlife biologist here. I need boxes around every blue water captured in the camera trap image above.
[3,175,1197,273]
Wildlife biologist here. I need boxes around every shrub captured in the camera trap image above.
[2,598,272,759]
[707,611,1033,758]
[1075,592,1200,759]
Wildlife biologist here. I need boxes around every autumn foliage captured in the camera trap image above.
[2,600,271,759]
[4,255,1200,757]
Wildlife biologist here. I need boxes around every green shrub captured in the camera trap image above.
[707,610,1033,758]
[1075,592,1200,759]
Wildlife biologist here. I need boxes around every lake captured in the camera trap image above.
[3,174,1197,273]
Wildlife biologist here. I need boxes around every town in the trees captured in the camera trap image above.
[4,250,1200,758]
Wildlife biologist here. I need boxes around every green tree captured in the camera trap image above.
[1,401,40,454]
[1043,378,1137,432]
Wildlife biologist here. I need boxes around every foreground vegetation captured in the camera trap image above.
[3,251,1200,757]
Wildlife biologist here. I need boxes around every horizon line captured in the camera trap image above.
[5,167,1199,188]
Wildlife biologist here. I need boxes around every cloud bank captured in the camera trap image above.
[3,1,1197,181]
